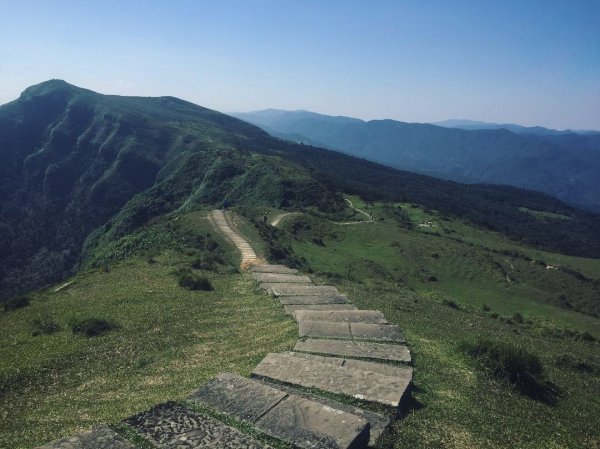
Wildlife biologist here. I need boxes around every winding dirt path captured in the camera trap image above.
[209,209,263,268]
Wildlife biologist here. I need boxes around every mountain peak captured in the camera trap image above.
[20,79,91,99]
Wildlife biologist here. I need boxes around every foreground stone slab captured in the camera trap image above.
[258,394,369,449]
[279,295,350,305]
[251,264,298,274]
[252,273,313,283]
[269,383,390,447]
[294,338,411,362]
[253,352,411,407]
[188,373,286,422]
[294,310,388,324]
[284,304,358,315]
[189,373,369,449]
[123,402,269,448]
[36,427,135,449]
[262,284,340,297]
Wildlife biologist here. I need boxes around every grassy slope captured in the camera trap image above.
[258,197,599,448]
[0,211,296,449]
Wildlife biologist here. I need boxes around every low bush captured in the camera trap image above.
[31,315,61,336]
[3,296,30,312]
[71,318,118,337]
[555,354,598,374]
[176,269,214,291]
[442,299,460,310]
[460,339,559,404]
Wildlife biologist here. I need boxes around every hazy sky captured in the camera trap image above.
[1,0,599,129]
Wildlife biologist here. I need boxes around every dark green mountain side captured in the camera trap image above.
[234,109,600,211]
[1,81,599,300]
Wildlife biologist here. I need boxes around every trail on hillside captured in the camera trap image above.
[209,209,264,268]
[335,198,375,225]
[270,212,303,227]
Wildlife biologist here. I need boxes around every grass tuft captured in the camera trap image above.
[71,318,119,337]
[3,296,30,312]
[31,315,61,336]
[460,338,560,404]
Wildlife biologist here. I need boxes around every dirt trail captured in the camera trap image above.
[209,209,264,269]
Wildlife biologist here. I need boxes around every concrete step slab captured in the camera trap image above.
[261,284,340,297]
[252,273,313,283]
[266,383,390,447]
[282,352,412,379]
[284,304,358,315]
[279,295,350,305]
[188,373,369,449]
[351,323,406,343]
[123,402,269,448]
[294,310,388,324]
[294,338,411,363]
[251,265,298,274]
[35,427,136,449]
[299,320,351,338]
[252,352,411,408]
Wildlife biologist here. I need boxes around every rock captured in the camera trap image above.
[123,402,269,448]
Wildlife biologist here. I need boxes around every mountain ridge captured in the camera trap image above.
[1,80,599,300]
[234,109,600,211]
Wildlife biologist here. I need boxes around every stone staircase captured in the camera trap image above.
[37,212,413,449]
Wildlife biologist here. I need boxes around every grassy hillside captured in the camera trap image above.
[234,109,600,211]
[0,210,296,448]
[1,198,598,448]
[240,199,599,448]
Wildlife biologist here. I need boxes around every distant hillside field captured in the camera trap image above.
[234,109,600,212]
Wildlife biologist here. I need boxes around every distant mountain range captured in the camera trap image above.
[1,81,599,299]
[233,109,600,211]
[432,119,600,136]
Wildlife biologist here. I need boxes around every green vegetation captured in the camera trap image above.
[0,211,296,448]
[240,197,599,448]
[3,296,29,312]
[460,339,559,404]
[70,318,119,337]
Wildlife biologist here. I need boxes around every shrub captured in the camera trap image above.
[176,269,214,291]
[512,312,524,324]
[482,304,491,312]
[442,299,460,310]
[3,296,30,312]
[31,315,61,336]
[461,339,559,404]
[71,318,118,337]
[555,354,597,374]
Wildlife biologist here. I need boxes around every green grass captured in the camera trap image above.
[0,212,296,449]
[246,196,600,448]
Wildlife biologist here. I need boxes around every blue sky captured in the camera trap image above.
[1,0,599,129]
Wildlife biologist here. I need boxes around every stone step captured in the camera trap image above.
[123,402,269,448]
[252,352,412,408]
[35,427,136,449]
[298,321,406,342]
[281,352,412,379]
[294,338,411,363]
[262,383,390,448]
[251,265,299,274]
[189,373,370,449]
[279,295,350,305]
[261,284,340,297]
[284,304,358,315]
[294,310,388,324]
[252,272,313,283]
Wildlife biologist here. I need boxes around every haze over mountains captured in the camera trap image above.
[234,109,600,212]
[1,80,600,300]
